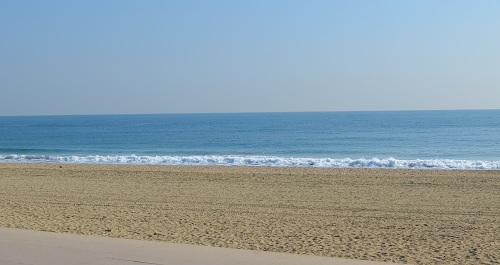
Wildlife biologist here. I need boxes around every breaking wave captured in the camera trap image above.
[1,154,499,170]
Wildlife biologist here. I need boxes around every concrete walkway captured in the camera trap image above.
[0,228,397,265]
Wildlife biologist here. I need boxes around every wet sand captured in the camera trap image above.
[0,164,498,264]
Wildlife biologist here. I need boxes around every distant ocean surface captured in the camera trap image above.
[1,110,499,169]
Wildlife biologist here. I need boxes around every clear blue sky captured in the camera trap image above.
[1,1,499,115]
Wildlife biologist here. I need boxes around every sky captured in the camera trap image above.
[1,1,499,116]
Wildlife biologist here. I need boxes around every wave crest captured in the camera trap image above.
[1,154,499,170]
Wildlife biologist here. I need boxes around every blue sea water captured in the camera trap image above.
[1,110,499,169]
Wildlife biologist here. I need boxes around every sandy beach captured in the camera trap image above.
[0,164,498,264]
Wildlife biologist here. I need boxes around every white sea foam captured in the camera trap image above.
[1,154,499,170]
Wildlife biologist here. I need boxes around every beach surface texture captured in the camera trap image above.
[0,164,498,264]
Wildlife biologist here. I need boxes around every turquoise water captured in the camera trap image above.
[1,110,499,169]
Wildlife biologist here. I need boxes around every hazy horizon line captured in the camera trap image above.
[1,108,499,118]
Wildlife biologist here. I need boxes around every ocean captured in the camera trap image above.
[1,110,499,169]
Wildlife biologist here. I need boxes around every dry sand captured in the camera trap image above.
[0,164,498,264]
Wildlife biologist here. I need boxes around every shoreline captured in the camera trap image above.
[1,163,499,264]
[2,155,500,170]
[3,161,500,171]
